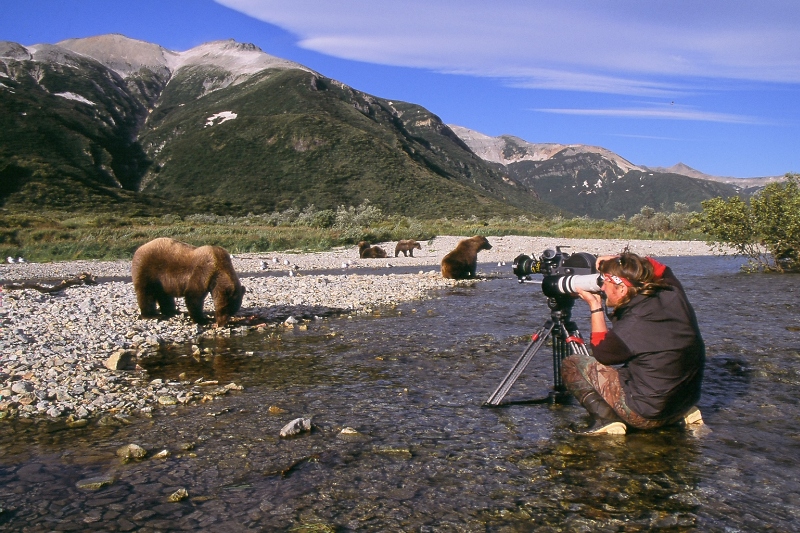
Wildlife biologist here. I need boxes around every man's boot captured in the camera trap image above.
[576,390,627,435]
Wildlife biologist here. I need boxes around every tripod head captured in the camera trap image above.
[546,294,576,317]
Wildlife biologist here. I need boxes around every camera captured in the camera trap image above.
[512,246,602,298]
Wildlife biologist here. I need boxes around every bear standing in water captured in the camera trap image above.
[395,239,422,257]
[131,237,244,327]
[441,236,492,279]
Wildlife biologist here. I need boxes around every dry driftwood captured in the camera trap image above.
[2,272,98,293]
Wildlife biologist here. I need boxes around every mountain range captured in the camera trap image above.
[0,34,784,220]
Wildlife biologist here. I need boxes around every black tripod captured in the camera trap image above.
[484,294,591,406]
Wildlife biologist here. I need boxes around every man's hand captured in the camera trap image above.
[576,288,603,308]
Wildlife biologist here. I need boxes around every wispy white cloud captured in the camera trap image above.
[610,133,690,142]
[216,0,800,95]
[533,105,768,125]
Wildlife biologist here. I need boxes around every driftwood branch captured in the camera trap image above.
[2,272,98,293]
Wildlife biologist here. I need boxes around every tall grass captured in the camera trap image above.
[0,203,706,263]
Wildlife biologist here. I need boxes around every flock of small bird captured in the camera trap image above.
[5,257,27,264]
[258,255,400,276]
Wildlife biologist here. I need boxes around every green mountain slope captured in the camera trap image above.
[137,67,559,217]
[450,126,744,220]
[0,41,163,210]
[505,152,741,219]
[1,36,561,218]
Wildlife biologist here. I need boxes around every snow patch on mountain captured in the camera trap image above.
[205,111,238,127]
[55,92,95,106]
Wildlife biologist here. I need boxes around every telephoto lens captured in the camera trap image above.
[541,274,603,298]
[512,254,538,277]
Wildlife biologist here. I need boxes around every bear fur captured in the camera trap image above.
[131,237,245,327]
[441,236,493,279]
[395,239,422,257]
[358,241,388,258]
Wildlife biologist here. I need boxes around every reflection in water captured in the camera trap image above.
[1,256,799,531]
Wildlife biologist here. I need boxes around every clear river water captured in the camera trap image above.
[1,256,799,532]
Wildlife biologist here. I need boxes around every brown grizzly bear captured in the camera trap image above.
[395,239,422,257]
[441,236,493,279]
[131,237,245,327]
[358,241,388,258]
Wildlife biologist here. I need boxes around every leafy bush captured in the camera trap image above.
[628,203,697,236]
[296,205,336,229]
[699,174,799,272]
[332,200,385,242]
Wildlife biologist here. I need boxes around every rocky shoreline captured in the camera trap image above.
[0,236,719,421]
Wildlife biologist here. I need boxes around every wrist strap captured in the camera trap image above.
[590,308,604,314]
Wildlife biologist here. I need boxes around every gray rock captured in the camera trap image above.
[11,382,34,394]
[76,475,116,490]
[116,443,147,460]
[280,417,312,438]
[105,350,137,371]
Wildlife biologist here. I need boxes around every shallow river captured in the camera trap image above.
[1,256,799,532]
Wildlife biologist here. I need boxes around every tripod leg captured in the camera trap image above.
[551,322,590,398]
[484,320,556,406]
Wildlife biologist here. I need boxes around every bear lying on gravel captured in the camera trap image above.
[441,236,492,279]
[358,241,388,258]
[394,239,422,257]
[131,237,244,327]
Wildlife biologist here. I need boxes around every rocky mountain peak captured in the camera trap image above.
[172,39,309,77]
[57,34,175,78]
[48,34,309,80]
[0,41,32,61]
[449,124,642,174]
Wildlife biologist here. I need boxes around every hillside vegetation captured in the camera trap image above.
[0,37,559,219]
[0,202,704,264]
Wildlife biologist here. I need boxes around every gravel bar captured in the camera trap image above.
[0,236,719,421]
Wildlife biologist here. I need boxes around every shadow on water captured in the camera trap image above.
[1,256,799,531]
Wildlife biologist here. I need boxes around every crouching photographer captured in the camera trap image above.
[565,252,705,435]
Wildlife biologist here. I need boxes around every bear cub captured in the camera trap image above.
[395,239,422,257]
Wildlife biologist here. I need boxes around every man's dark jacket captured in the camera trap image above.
[591,260,705,419]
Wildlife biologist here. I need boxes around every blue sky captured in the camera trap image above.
[4,0,799,178]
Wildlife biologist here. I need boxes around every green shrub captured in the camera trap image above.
[699,174,799,272]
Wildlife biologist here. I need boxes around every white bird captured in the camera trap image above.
[386,263,393,268]
[6,257,15,264]
[17,257,26,263]
[260,261,268,270]
[283,259,290,265]
[272,257,279,263]
[288,270,295,277]
[341,262,348,269]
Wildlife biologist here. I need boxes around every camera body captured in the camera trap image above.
[513,246,602,298]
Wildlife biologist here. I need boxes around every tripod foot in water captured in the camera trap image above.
[574,390,627,436]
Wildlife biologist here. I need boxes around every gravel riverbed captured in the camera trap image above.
[0,236,720,421]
